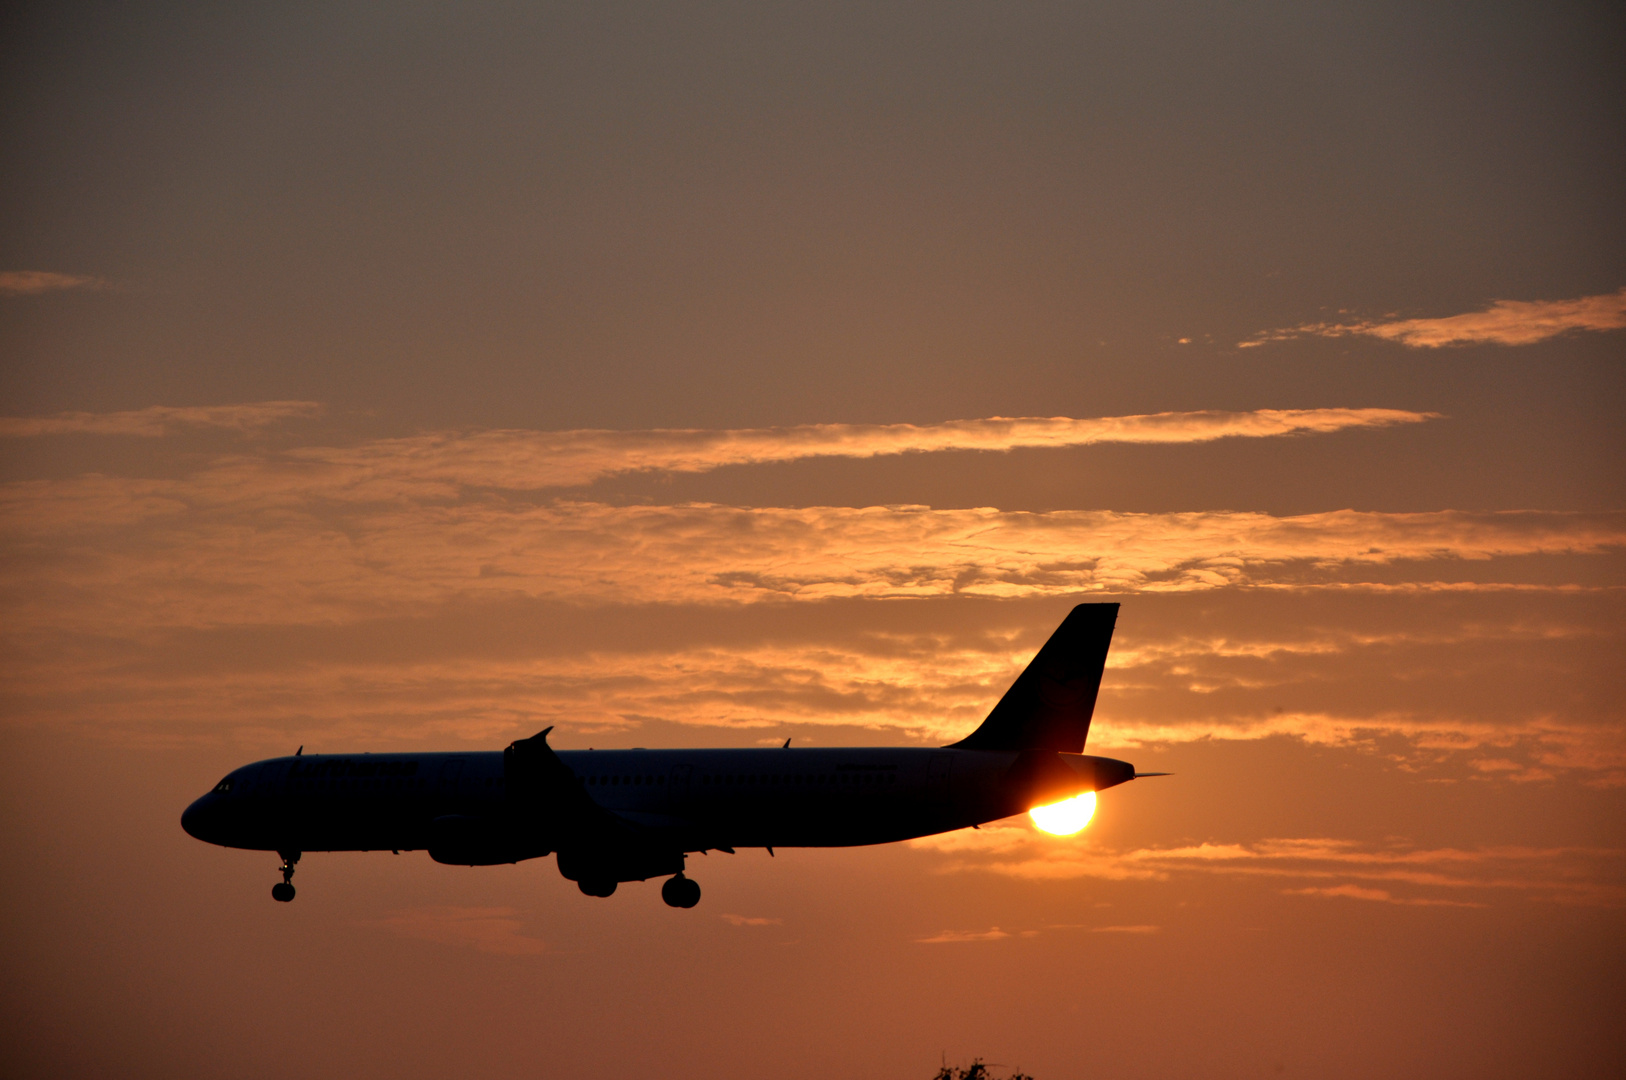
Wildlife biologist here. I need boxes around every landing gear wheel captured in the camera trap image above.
[662,873,701,909]
[272,849,301,902]
[578,879,617,898]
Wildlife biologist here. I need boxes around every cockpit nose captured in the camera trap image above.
[183,773,243,844]
[181,793,220,843]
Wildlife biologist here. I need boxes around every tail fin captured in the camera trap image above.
[949,603,1118,754]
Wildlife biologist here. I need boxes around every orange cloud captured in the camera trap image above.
[366,906,547,955]
[0,401,323,438]
[6,474,1619,629]
[0,270,108,296]
[40,631,1611,769]
[2,418,1617,781]
[1242,287,1626,348]
[912,829,1625,906]
[720,914,783,926]
[1281,885,1483,907]
[1093,712,1624,776]
[3,535,1616,785]
[285,408,1436,490]
[916,927,1012,943]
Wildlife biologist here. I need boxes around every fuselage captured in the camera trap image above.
[181,745,1134,856]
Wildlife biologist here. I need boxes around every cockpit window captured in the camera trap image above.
[213,777,233,793]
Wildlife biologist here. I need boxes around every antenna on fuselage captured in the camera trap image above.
[782,738,791,748]
[296,746,303,756]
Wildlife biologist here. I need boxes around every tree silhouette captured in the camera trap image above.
[933,1058,1033,1080]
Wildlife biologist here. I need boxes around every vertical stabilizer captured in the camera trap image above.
[949,603,1118,754]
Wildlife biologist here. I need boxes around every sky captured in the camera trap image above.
[1,3,1622,1078]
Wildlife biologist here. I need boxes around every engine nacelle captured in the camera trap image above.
[556,845,684,884]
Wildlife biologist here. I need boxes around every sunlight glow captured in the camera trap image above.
[1028,791,1097,835]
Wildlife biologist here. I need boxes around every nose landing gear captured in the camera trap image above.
[271,850,300,902]
[661,873,701,909]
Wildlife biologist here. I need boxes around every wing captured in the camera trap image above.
[504,727,690,882]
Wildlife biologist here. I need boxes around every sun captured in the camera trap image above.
[1028,791,1097,835]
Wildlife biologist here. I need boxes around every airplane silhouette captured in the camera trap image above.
[182,603,1160,907]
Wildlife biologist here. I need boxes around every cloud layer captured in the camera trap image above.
[286,408,1435,490]
[7,472,1619,628]
[910,828,1624,907]
[367,906,547,955]
[1243,287,1626,348]
[0,270,108,296]
[0,401,324,438]
[1,413,1617,789]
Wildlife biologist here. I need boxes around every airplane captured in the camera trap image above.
[181,602,1162,907]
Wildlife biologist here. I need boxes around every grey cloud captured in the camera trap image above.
[0,270,108,296]
[0,401,324,438]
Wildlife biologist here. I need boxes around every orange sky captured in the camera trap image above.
[2,4,1622,1078]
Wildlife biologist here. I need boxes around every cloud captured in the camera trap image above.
[1090,924,1161,933]
[5,470,1619,627]
[27,629,1617,778]
[720,913,783,926]
[916,927,1012,943]
[912,830,1625,906]
[1092,713,1625,785]
[1,420,1617,776]
[1242,287,1626,348]
[366,906,547,955]
[2,550,1617,786]
[0,401,324,438]
[0,270,108,296]
[2,445,1619,776]
[1281,886,1483,908]
[288,408,1436,490]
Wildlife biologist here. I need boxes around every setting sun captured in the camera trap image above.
[1028,791,1097,835]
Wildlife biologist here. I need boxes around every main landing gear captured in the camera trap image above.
[661,873,701,909]
[271,850,300,902]
[577,879,617,898]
